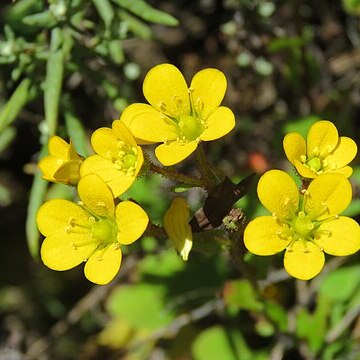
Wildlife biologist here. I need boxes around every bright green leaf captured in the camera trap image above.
[319,265,360,303]
[106,283,174,329]
[0,78,30,133]
[223,279,263,313]
[44,48,64,137]
[26,144,48,259]
[113,0,178,26]
[192,326,255,360]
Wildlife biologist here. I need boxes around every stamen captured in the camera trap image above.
[312,146,320,156]
[159,101,167,112]
[72,238,100,249]
[316,229,332,237]
[300,155,307,163]
[95,245,109,261]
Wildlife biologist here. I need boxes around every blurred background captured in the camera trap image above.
[0,0,360,359]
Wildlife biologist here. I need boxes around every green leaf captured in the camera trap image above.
[26,144,49,258]
[342,0,360,15]
[0,182,12,207]
[0,126,16,153]
[106,283,174,329]
[113,0,178,26]
[296,296,330,354]
[107,40,124,64]
[44,45,64,136]
[267,36,305,53]
[0,78,30,133]
[172,183,194,193]
[23,11,57,27]
[223,279,263,313]
[319,265,360,303]
[192,326,257,360]
[7,0,43,21]
[64,109,90,157]
[92,0,114,31]
[139,251,185,277]
[118,9,153,39]
[264,301,288,332]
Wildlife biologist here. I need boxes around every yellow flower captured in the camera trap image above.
[244,170,360,280]
[283,120,357,178]
[38,135,83,185]
[120,63,235,166]
[80,120,144,198]
[37,174,149,285]
[163,197,193,260]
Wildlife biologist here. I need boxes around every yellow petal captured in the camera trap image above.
[190,68,227,119]
[200,107,235,141]
[163,197,193,260]
[91,127,120,159]
[112,120,137,147]
[53,160,81,185]
[48,135,69,158]
[293,160,316,178]
[283,132,306,165]
[257,170,299,219]
[41,232,95,271]
[306,173,352,219]
[37,199,89,237]
[120,103,178,143]
[325,136,357,171]
[155,141,198,166]
[307,120,338,158]
[68,139,81,160]
[115,201,149,245]
[84,245,122,285]
[332,165,353,178]
[38,155,62,181]
[143,63,190,117]
[244,216,290,255]
[318,217,360,256]
[78,174,115,218]
[81,155,139,198]
[284,241,324,280]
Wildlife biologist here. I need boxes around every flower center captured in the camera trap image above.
[292,211,315,237]
[113,141,138,176]
[178,114,203,141]
[91,219,118,244]
[306,157,322,173]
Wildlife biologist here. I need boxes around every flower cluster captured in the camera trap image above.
[37,64,235,283]
[244,121,360,280]
[37,62,360,284]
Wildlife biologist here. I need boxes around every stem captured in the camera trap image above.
[148,159,203,188]
[195,143,221,191]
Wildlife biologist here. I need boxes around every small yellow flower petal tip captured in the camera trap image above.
[37,174,149,285]
[120,63,236,166]
[244,170,360,280]
[38,135,84,185]
[164,197,193,261]
[283,120,357,179]
[80,120,144,198]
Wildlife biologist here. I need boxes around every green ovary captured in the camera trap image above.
[292,213,315,238]
[306,157,322,172]
[178,114,203,141]
[92,219,118,244]
[123,153,137,168]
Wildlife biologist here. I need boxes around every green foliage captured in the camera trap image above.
[2,1,360,359]
[223,279,264,314]
[192,326,267,360]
